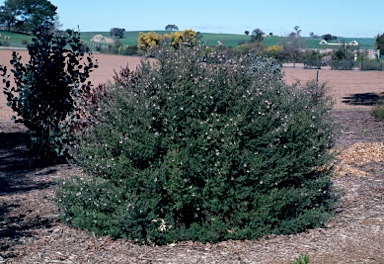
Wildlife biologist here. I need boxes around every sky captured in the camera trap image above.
[6,0,384,37]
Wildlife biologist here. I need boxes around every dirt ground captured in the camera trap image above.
[284,65,384,110]
[1,51,384,263]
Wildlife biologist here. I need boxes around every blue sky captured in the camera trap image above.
[7,0,384,37]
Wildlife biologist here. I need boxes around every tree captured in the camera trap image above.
[195,31,203,41]
[165,24,178,31]
[282,26,305,68]
[0,0,57,33]
[0,25,98,162]
[110,27,125,38]
[309,32,320,39]
[321,34,337,41]
[0,0,20,31]
[251,28,264,42]
[244,30,249,35]
[375,33,384,58]
[294,25,301,37]
[288,26,301,38]
[331,42,355,70]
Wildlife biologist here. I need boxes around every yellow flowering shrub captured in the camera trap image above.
[137,31,164,52]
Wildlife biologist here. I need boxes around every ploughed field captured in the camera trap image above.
[1,51,384,121]
[0,51,384,263]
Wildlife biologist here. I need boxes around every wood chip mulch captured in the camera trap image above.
[1,110,384,264]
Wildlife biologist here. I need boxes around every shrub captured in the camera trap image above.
[303,50,322,69]
[235,41,266,56]
[331,44,355,70]
[361,59,383,71]
[123,45,138,56]
[56,46,338,245]
[331,59,354,70]
[95,44,102,52]
[0,25,98,163]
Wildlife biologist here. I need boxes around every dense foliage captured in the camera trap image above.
[0,0,57,33]
[375,33,384,58]
[56,46,338,245]
[331,44,355,70]
[0,25,98,163]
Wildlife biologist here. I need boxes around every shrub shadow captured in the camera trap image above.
[342,92,384,106]
[0,131,63,195]
[0,201,56,259]
[0,130,62,259]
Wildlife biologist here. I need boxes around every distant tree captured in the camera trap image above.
[288,32,297,38]
[165,24,179,31]
[0,0,57,33]
[321,34,337,41]
[195,31,203,41]
[244,30,249,35]
[0,0,57,34]
[331,42,355,70]
[251,28,264,42]
[375,33,384,57]
[289,25,301,38]
[294,25,301,37]
[309,32,320,39]
[110,27,125,38]
[269,32,273,36]
[282,27,306,68]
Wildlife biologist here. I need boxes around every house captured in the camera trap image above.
[319,39,359,46]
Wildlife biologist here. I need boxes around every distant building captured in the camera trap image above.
[319,40,359,46]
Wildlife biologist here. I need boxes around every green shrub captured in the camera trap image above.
[331,59,354,70]
[123,45,138,56]
[56,46,338,245]
[303,50,322,69]
[331,44,355,70]
[361,59,383,71]
[0,25,98,163]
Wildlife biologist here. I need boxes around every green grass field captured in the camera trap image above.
[0,30,376,50]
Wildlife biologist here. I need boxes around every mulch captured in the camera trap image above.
[0,109,384,263]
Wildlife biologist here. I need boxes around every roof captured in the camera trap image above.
[319,39,359,46]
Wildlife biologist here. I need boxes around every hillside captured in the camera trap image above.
[0,30,376,50]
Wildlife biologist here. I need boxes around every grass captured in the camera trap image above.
[0,30,376,50]
[0,31,34,47]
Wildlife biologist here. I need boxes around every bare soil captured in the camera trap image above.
[284,65,384,110]
[0,53,384,263]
